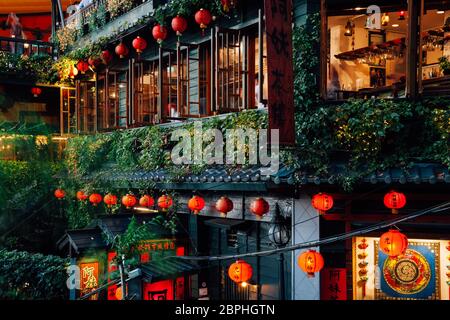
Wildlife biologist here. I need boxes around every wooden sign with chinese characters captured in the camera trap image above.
[264,0,295,145]
[107,252,118,300]
[321,268,347,300]
[79,262,99,300]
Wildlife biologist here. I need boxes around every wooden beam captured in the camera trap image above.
[322,213,450,224]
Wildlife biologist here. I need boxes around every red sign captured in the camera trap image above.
[264,0,295,145]
[79,262,99,300]
[321,268,347,300]
[107,252,118,300]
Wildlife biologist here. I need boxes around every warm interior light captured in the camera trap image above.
[133,206,159,213]
[437,9,445,14]
[24,43,30,49]
[241,281,248,288]
[344,20,354,36]
[381,13,390,26]
[392,23,400,27]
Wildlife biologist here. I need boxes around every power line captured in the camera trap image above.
[170,201,450,262]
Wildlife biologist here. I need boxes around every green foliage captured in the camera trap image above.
[0,52,58,84]
[104,216,154,259]
[0,249,68,300]
[438,55,450,72]
[292,15,450,190]
[154,0,224,25]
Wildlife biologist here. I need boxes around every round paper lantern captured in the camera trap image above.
[195,8,212,33]
[104,193,118,208]
[250,197,269,219]
[115,287,123,300]
[157,195,173,211]
[228,260,253,284]
[152,24,168,44]
[115,42,129,58]
[297,250,324,278]
[89,193,102,206]
[101,50,113,64]
[132,36,147,53]
[31,87,42,98]
[88,57,101,68]
[188,195,205,215]
[215,196,234,217]
[171,15,187,36]
[76,60,89,74]
[384,190,406,214]
[139,195,155,208]
[311,193,334,214]
[379,229,408,257]
[122,194,137,209]
[54,189,66,200]
[76,190,88,201]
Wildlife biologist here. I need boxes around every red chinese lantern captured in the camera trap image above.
[158,195,173,211]
[101,50,113,64]
[171,15,187,37]
[54,189,66,200]
[115,42,129,58]
[195,8,212,34]
[379,229,408,257]
[115,287,123,300]
[399,10,406,20]
[215,196,234,217]
[132,36,147,53]
[104,193,118,208]
[139,195,155,208]
[76,60,89,74]
[228,260,253,285]
[311,193,334,214]
[31,87,42,98]
[152,24,168,44]
[297,250,324,278]
[89,193,102,206]
[76,190,88,201]
[122,194,137,209]
[383,190,406,214]
[88,57,101,68]
[188,195,205,215]
[250,197,269,219]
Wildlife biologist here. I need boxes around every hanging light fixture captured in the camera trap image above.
[381,13,390,26]
[379,229,408,257]
[398,10,406,20]
[383,190,406,214]
[344,20,354,36]
[268,203,291,248]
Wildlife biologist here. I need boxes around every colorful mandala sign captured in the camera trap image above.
[383,249,431,295]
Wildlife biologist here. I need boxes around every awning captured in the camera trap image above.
[141,259,203,282]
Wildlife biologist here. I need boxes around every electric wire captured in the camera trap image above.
[170,201,450,262]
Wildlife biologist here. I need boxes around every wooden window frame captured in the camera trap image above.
[320,0,421,101]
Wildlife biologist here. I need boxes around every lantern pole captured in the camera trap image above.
[118,254,127,300]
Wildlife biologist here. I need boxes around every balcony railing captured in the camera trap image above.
[0,36,55,57]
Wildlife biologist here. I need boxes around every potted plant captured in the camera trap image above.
[438,56,450,75]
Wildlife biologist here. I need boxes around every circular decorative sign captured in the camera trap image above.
[383,249,431,295]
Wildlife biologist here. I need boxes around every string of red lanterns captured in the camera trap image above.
[228,260,253,287]
[139,195,155,208]
[122,193,137,209]
[132,36,147,54]
[104,193,118,208]
[76,60,89,74]
[115,42,129,58]
[31,87,42,98]
[152,24,168,45]
[194,8,212,35]
[188,195,205,214]
[311,192,334,214]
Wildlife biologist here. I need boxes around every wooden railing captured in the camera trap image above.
[0,36,54,57]
[66,0,106,26]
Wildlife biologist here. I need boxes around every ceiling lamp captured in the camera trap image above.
[268,203,291,248]
[398,10,406,20]
[381,13,390,26]
[344,20,354,36]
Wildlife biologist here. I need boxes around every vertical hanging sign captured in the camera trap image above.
[264,0,295,145]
